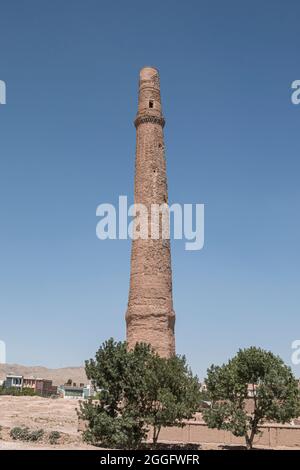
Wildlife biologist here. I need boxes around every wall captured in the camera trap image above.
[157,420,300,448]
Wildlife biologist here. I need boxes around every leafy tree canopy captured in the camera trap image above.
[79,338,200,448]
[203,347,300,449]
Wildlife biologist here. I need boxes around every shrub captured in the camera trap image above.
[10,426,44,442]
[29,429,44,441]
[49,431,61,445]
[10,426,31,441]
[0,387,36,396]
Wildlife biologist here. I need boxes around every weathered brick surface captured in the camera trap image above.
[125,67,175,357]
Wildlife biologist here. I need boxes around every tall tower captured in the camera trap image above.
[125,66,175,357]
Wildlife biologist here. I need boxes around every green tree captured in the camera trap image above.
[78,339,146,448]
[133,351,201,446]
[202,347,300,449]
[78,338,200,448]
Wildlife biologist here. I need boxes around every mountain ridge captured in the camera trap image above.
[0,363,87,386]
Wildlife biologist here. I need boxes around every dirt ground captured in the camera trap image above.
[0,397,219,450]
[0,396,297,450]
[0,395,95,449]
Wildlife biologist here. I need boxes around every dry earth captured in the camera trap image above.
[0,395,95,449]
[0,396,297,450]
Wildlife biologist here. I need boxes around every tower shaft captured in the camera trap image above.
[125,67,175,357]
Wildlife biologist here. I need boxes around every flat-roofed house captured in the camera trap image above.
[4,374,23,389]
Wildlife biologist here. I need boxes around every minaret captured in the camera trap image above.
[125,66,175,357]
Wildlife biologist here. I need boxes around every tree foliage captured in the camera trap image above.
[78,338,200,448]
[202,347,300,449]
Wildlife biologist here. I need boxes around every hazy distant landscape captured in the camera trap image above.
[0,364,87,386]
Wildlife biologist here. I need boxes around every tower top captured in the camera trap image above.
[135,66,164,128]
[139,66,159,81]
[139,66,160,91]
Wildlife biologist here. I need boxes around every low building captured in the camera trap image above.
[3,375,57,396]
[36,379,57,396]
[4,374,23,389]
[84,384,94,397]
[58,384,92,399]
[22,377,36,389]
[58,385,85,399]
[23,377,57,396]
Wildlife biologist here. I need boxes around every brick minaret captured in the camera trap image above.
[125,66,175,357]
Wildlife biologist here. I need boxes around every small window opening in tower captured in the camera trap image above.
[149,100,154,108]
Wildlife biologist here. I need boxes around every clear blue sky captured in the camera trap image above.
[0,0,299,379]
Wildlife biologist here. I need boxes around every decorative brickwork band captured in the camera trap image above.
[134,115,165,128]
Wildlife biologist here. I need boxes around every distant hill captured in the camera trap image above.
[0,363,87,386]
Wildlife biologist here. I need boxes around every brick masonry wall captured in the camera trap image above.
[125,67,175,358]
[157,421,300,448]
